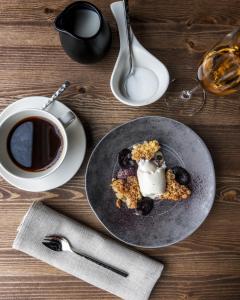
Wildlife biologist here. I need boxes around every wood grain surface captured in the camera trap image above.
[0,0,240,299]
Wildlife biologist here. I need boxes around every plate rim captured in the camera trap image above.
[85,116,216,248]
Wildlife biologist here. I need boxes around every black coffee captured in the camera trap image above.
[7,117,63,172]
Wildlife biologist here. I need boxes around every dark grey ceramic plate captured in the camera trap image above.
[86,116,215,248]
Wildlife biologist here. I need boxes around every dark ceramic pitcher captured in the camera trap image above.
[55,1,112,64]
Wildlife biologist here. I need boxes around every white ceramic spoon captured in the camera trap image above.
[110,1,170,106]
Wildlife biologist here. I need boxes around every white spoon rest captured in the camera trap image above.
[110,1,170,106]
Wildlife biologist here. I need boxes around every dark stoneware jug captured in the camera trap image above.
[55,1,112,64]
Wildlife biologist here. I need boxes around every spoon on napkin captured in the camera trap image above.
[42,235,128,277]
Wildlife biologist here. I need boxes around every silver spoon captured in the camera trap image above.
[123,0,134,95]
[42,81,70,110]
[42,235,128,278]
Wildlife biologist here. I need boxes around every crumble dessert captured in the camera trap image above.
[111,176,141,209]
[111,140,192,216]
[160,169,191,201]
[131,140,160,161]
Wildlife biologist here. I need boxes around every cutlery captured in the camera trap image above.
[123,0,134,94]
[42,235,128,278]
[42,81,70,110]
[110,1,169,106]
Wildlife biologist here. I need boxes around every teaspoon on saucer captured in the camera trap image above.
[43,80,70,110]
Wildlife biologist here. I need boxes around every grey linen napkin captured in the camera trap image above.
[13,201,163,300]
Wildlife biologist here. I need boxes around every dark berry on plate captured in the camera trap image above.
[136,197,154,216]
[153,151,164,166]
[172,166,191,185]
[117,167,136,179]
[155,151,163,161]
[118,148,136,169]
[116,199,122,208]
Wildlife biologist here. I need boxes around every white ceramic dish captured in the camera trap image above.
[110,1,170,107]
[0,96,86,192]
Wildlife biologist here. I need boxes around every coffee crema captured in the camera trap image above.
[7,117,63,172]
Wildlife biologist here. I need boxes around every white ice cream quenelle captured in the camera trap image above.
[137,159,166,199]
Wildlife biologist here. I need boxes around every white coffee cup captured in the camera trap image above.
[0,108,75,179]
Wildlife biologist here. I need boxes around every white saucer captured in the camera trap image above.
[0,96,86,192]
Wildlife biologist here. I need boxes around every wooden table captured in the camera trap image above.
[0,0,240,299]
